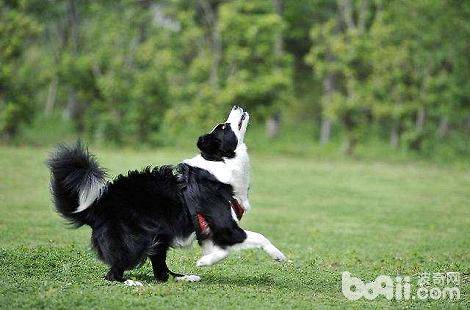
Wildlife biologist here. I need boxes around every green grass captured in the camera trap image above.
[0,146,468,309]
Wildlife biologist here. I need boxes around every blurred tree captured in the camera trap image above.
[283,0,335,139]
[0,0,468,156]
[307,0,375,155]
[81,1,174,144]
[367,9,416,149]
[371,0,470,151]
[217,0,292,134]
[0,0,41,140]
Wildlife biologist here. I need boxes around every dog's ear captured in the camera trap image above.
[197,134,220,156]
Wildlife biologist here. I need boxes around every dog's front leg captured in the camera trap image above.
[196,231,286,267]
[196,240,229,267]
[230,230,286,261]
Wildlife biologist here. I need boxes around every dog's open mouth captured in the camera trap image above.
[238,113,246,130]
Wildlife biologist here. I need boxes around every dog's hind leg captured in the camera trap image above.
[105,266,125,282]
[104,266,144,286]
[150,242,201,282]
[149,243,171,282]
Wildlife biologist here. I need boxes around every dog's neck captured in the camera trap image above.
[183,143,251,211]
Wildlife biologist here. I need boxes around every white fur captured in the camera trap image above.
[124,279,143,286]
[174,274,201,282]
[185,106,286,267]
[196,241,228,267]
[231,231,286,261]
[184,106,251,212]
[76,179,106,213]
[172,232,196,248]
[196,231,286,267]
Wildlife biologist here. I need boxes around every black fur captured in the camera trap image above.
[47,141,106,227]
[47,138,246,283]
[197,123,237,161]
[179,164,247,246]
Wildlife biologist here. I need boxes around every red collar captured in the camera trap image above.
[197,199,245,236]
[230,199,245,220]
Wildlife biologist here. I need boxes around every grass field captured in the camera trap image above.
[0,145,468,309]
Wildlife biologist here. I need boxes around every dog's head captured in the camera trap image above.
[197,106,250,161]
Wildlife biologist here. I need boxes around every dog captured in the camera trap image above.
[47,106,286,286]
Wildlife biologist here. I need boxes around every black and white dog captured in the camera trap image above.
[48,106,285,286]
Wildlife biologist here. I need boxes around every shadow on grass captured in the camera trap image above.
[128,272,155,283]
[200,274,277,287]
[127,270,277,288]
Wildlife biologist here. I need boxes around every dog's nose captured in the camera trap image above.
[232,105,244,113]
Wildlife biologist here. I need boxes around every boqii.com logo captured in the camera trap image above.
[342,271,461,301]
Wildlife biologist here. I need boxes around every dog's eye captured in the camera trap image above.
[221,124,226,129]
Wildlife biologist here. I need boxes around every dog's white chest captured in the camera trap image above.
[227,145,250,210]
[183,144,250,210]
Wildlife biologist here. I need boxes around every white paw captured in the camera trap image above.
[124,279,143,286]
[265,245,286,262]
[175,274,201,282]
[196,255,214,267]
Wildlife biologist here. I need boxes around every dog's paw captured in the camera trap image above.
[196,250,228,267]
[196,255,214,267]
[124,279,143,286]
[265,245,286,262]
[175,274,201,282]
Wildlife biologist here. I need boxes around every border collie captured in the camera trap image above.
[47,106,285,286]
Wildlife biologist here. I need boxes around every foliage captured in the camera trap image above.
[217,0,292,117]
[0,0,469,156]
[306,0,470,154]
[0,0,41,140]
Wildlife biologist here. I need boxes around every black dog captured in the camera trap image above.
[48,106,285,285]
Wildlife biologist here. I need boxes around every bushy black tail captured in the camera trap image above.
[47,141,107,227]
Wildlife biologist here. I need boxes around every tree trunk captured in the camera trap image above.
[409,107,426,151]
[358,0,368,33]
[438,116,450,138]
[64,0,83,128]
[266,113,281,139]
[415,107,426,131]
[466,116,470,133]
[265,0,284,139]
[342,112,356,156]
[64,88,84,131]
[390,120,400,148]
[68,0,79,52]
[64,89,78,119]
[211,23,221,88]
[45,78,58,116]
[272,0,284,56]
[338,0,356,31]
[1,124,17,142]
[320,118,332,145]
[320,73,334,144]
[198,0,220,88]
[344,135,356,156]
[337,0,358,152]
